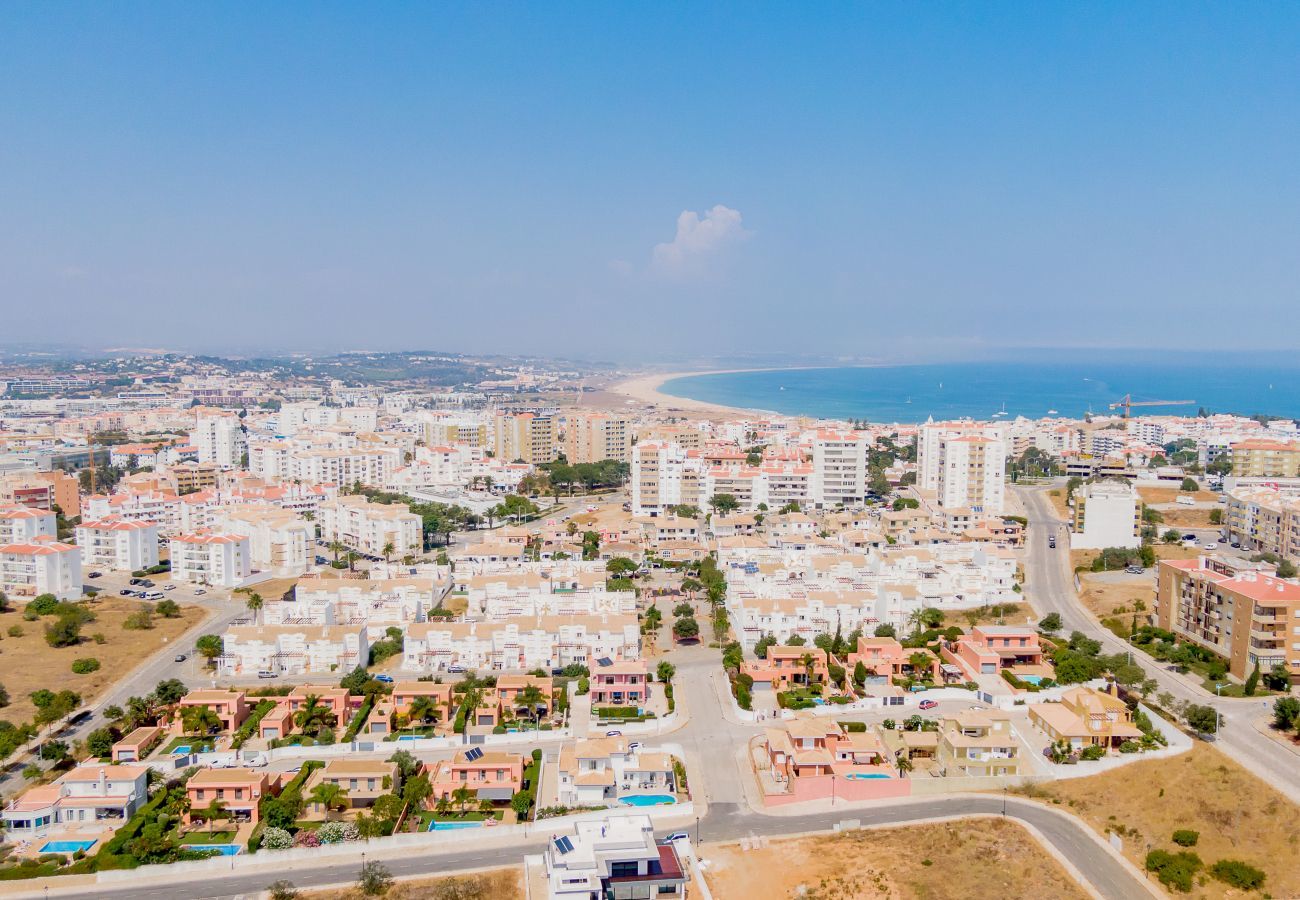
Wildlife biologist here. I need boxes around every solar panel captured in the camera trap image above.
[465,746,483,762]
[553,836,574,855]
[597,657,614,667]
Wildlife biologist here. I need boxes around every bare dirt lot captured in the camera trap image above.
[1019,743,1298,899]
[702,819,1088,900]
[1137,486,1220,505]
[1078,574,1151,619]
[0,597,207,724]
[306,867,523,899]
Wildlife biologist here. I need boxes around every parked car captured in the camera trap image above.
[87,571,102,579]
[374,673,394,683]
[1125,565,1144,574]
[193,589,206,595]
[1230,542,1241,549]
[605,730,622,737]
[119,589,135,596]
[174,654,187,663]
[163,584,176,591]
[257,670,278,679]
[1203,542,1219,550]
[919,699,939,710]
[664,832,689,843]
[129,578,145,586]
[447,665,466,674]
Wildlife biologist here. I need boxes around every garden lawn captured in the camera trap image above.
[703,819,1087,900]
[0,597,208,724]
[1016,743,1297,899]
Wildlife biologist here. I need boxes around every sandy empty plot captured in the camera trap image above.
[702,819,1088,900]
[0,597,207,724]
[1156,506,1216,528]
[306,867,522,899]
[1138,486,1220,505]
[1078,574,1152,619]
[1020,743,1296,899]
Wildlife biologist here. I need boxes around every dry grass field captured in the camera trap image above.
[1137,486,1220,505]
[0,597,207,724]
[1078,574,1151,619]
[702,819,1088,900]
[1019,743,1296,899]
[306,867,523,899]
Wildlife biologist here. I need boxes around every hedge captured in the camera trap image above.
[341,695,375,742]
[838,721,867,733]
[231,699,278,749]
[594,707,643,719]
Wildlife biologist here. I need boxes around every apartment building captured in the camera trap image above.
[1230,439,1300,478]
[0,505,56,544]
[0,535,82,599]
[418,412,490,449]
[1154,555,1300,680]
[564,413,631,463]
[320,496,422,558]
[2,765,150,838]
[216,623,369,676]
[917,421,1007,514]
[271,577,433,637]
[1070,480,1141,550]
[192,412,247,468]
[631,441,703,517]
[1224,487,1300,562]
[544,814,688,900]
[75,517,160,572]
[810,430,872,506]
[402,615,640,673]
[493,411,556,464]
[169,531,251,586]
[209,504,313,577]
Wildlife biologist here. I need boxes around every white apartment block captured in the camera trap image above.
[810,430,872,506]
[917,421,1007,514]
[402,614,640,673]
[169,531,251,587]
[473,586,637,620]
[1070,480,1141,550]
[0,535,82,600]
[266,577,433,640]
[84,490,183,532]
[320,496,422,558]
[209,504,314,577]
[192,413,247,468]
[217,623,369,676]
[75,518,160,572]
[564,413,632,463]
[631,441,702,516]
[0,506,56,544]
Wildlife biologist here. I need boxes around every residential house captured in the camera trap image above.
[1029,685,1144,753]
[426,750,525,803]
[184,768,277,826]
[544,814,687,900]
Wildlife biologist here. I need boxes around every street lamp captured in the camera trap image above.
[694,816,700,846]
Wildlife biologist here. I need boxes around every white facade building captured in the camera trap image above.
[0,506,57,544]
[192,413,247,468]
[216,623,368,676]
[1070,480,1141,550]
[402,615,641,673]
[75,518,160,572]
[0,535,82,600]
[917,421,1007,514]
[169,531,251,587]
[320,496,422,558]
[209,504,314,577]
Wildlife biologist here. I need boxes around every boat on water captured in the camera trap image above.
[1047,409,1059,415]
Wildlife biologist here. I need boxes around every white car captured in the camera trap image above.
[1203,542,1219,550]
[194,588,206,595]
[163,584,176,591]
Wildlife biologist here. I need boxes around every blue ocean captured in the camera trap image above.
[658,363,1300,423]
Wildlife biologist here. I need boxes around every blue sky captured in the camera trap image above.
[2,4,1298,360]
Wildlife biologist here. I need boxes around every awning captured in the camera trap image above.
[476,787,515,801]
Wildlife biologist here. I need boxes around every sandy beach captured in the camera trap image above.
[609,369,764,418]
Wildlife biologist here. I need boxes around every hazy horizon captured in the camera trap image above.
[3,4,1299,357]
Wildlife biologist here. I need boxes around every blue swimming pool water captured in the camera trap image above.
[844,773,892,780]
[619,794,677,806]
[397,735,421,742]
[39,840,96,854]
[1019,675,1044,685]
[198,844,241,856]
[172,745,191,755]
[428,820,484,830]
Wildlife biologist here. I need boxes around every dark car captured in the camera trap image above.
[129,578,145,586]
[119,589,135,596]
[87,571,102,578]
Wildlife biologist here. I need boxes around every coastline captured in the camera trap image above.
[610,368,783,418]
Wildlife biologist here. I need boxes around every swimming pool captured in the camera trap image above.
[172,745,191,755]
[397,735,421,742]
[39,840,96,854]
[843,773,891,780]
[428,820,484,831]
[1018,675,1044,686]
[198,844,241,856]
[619,794,677,806]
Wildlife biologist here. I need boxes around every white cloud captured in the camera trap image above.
[651,205,749,275]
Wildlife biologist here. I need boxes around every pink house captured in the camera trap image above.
[426,750,524,802]
[846,637,943,682]
[744,646,830,690]
[172,689,249,734]
[588,658,649,706]
[942,625,1045,679]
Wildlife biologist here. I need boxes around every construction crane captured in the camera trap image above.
[1108,394,1196,418]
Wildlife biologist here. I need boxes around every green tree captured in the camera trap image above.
[1179,477,1199,492]
[708,493,740,515]
[1038,613,1062,633]
[873,624,896,638]
[244,592,264,624]
[182,704,222,736]
[1185,704,1219,734]
[1273,696,1300,730]
[673,616,700,641]
[309,781,350,820]
[356,860,393,897]
[195,634,224,665]
[44,615,83,647]
[1244,662,1261,696]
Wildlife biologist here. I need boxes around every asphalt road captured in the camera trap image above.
[1017,483,1300,803]
[41,795,1152,900]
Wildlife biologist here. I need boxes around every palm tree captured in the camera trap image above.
[408,695,438,727]
[328,540,345,564]
[202,798,228,834]
[245,592,264,625]
[181,704,221,737]
[346,550,358,572]
[895,753,914,779]
[450,785,474,814]
[516,685,546,729]
[382,541,395,564]
[294,694,336,737]
[309,782,350,820]
[908,651,932,679]
[478,798,495,815]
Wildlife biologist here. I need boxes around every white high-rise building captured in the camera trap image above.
[631,441,702,517]
[0,506,57,545]
[169,532,251,587]
[75,518,160,572]
[1069,480,1141,550]
[810,430,872,506]
[917,421,1007,514]
[193,413,247,468]
[0,536,82,600]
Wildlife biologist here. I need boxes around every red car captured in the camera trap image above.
[918,699,939,711]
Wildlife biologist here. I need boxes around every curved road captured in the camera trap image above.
[1018,484,1300,803]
